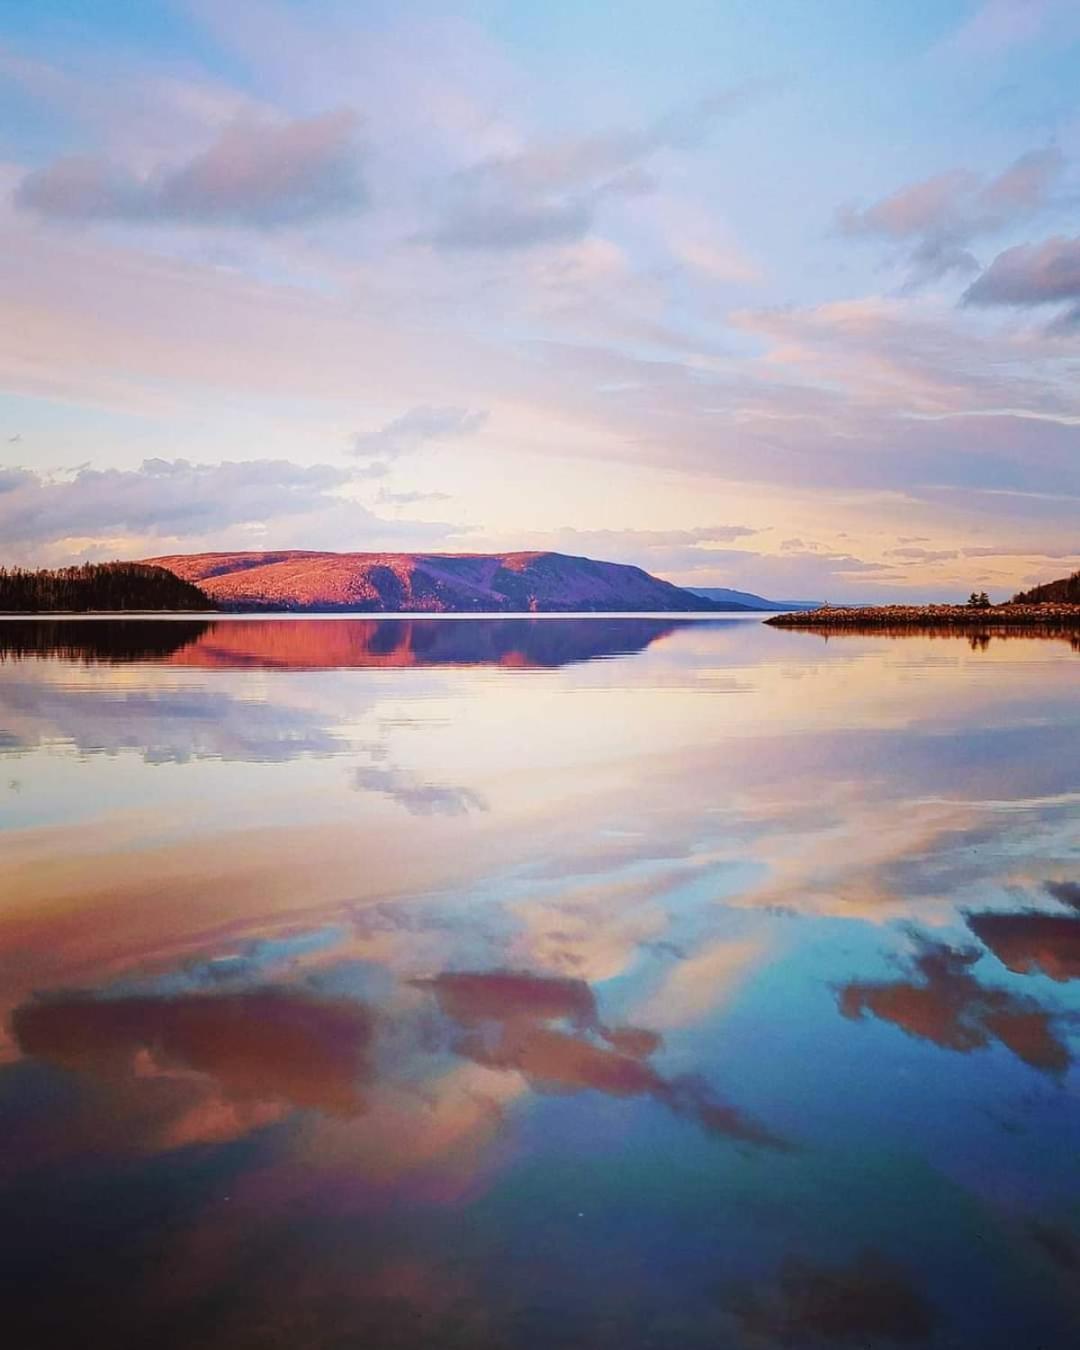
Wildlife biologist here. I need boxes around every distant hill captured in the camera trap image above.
[143,550,726,613]
[689,587,821,612]
[1013,570,1080,604]
[0,563,216,613]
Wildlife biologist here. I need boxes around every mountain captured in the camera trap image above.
[143,550,725,613]
[689,587,821,612]
[1013,570,1080,604]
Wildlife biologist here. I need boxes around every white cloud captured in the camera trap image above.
[0,458,451,564]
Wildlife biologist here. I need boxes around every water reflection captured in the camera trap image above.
[0,616,691,669]
[785,622,1080,652]
[418,970,785,1148]
[726,1250,935,1346]
[967,909,1080,982]
[839,937,1071,1074]
[1,618,1079,1348]
[13,989,375,1122]
[0,618,213,663]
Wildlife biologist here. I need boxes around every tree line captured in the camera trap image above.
[0,563,216,612]
[1013,570,1080,605]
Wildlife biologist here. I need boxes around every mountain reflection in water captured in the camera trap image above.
[1,616,1078,1349]
[0,615,689,669]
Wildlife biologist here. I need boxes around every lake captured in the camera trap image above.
[1,615,1078,1349]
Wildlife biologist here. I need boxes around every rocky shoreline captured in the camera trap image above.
[766,603,1080,630]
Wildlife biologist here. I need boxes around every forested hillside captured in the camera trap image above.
[1013,570,1080,604]
[0,563,216,612]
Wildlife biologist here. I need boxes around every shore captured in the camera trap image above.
[766,603,1080,630]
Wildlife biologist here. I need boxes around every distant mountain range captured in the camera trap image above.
[689,587,821,612]
[142,550,738,613]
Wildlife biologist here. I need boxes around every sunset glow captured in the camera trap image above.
[3,2,1079,598]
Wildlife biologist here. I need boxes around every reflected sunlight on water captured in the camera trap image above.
[1,617,1078,1348]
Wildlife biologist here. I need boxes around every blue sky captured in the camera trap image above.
[1,0,1079,599]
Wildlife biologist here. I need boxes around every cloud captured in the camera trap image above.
[634,937,765,1032]
[839,937,1071,1075]
[966,910,1080,981]
[377,487,451,506]
[483,525,762,581]
[1045,880,1080,911]
[837,148,1064,285]
[933,0,1077,59]
[16,110,367,228]
[416,971,600,1030]
[419,968,786,1148]
[961,545,1080,559]
[354,765,488,817]
[0,457,356,552]
[888,547,960,562]
[722,299,1080,511]
[0,466,35,494]
[7,131,1080,597]
[555,524,759,549]
[0,667,350,765]
[14,989,375,1118]
[963,232,1080,329]
[426,196,595,252]
[350,405,487,462]
[656,545,893,596]
[421,84,766,252]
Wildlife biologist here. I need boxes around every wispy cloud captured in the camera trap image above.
[349,406,487,484]
[420,83,770,252]
[377,487,451,506]
[933,0,1076,59]
[351,405,487,460]
[354,765,487,817]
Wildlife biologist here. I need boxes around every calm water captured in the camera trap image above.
[1,616,1078,1349]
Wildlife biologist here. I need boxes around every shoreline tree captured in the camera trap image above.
[0,563,216,613]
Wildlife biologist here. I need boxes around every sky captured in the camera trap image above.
[1,0,1079,601]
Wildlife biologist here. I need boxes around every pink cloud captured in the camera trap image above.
[964,233,1080,329]
[837,149,1064,284]
[16,110,367,228]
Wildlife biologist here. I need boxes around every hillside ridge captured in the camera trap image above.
[142,549,728,613]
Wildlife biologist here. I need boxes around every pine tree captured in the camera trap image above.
[0,563,215,612]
